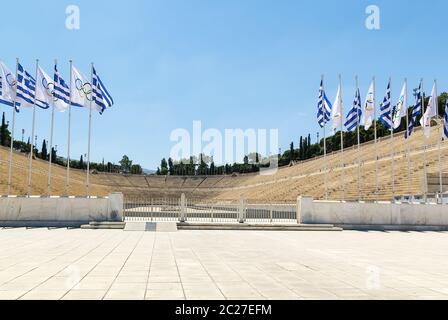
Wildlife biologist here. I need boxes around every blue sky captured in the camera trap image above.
[0,0,447,169]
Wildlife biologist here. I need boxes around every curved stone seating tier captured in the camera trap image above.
[0,124,446,200]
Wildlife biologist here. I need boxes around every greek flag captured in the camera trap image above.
[344,88,362,132]
[16,63,49,110]
[379,80,393,129]
[53,64,70,111]
[444,97,448,140]
[405,82,422,139]
[92,67,114,114]
[316,79,332,128]
[0,61,18,111]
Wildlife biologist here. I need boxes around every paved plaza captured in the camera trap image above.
[0,228,447,300]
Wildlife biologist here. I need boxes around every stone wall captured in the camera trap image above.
[297,196,448,230]
[0,193,123,227]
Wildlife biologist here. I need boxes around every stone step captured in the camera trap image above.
[80,221,126,230]
[124,222,178,232]
[177,223,342,231]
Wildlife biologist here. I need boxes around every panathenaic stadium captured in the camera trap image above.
[1,125,446,202]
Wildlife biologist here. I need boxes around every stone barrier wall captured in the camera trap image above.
[297,196,448,230]
[0,193,123,227]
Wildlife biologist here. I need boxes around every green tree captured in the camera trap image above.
[289,142,294,163]
[160,158,168,175]
[79,155,84,169]
[198,154,208,175]
[0,112,10,146]
[51,147,57,163]
[210,161,215,175]
[168,157,174,175]
[119,155,133,173]
[130,164,143,174]
[41,139,48,160]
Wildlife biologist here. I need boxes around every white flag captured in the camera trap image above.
[420,82,437,138]
[71,65,91,108]
[331,85,343,132]
[36,66,54,107]
[0,61,17,109]
[362,81,375,130]
[393,81,407,129]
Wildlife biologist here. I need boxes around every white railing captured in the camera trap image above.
[123,194,297,224]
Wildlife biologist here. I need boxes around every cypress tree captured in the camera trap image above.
[41,139,48,160]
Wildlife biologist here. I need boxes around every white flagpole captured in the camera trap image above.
[7,58,18,195]
[86,62,94,197]
[405,78,411,197]
[389,77,395,201]
[356,75,361,201]
[322,74,328,200]
[339,74,345,201]
[47,59,57,196]
[27,59,39,196]
[373,76,379,201]
[66,60,73,195]
[435,79,443,198]
[421,79,428,202]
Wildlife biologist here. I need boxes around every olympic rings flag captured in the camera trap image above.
[36,65,54,107]
[70,64,92,108]
[0,61,19,111]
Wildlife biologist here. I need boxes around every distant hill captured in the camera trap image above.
[143,168,157,175]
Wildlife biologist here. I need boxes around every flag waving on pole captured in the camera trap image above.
[70,65,92,108]
[16,63,49,110]
[53,64,70,111]
[92,67,114,114]
[0,61,18,111]
[362,81,375,130]
[344,88,362,132]
[379,79,393,129]
[36,66,54,107]
[405,82,422,139]
[420,81,437,138]
[393,81,407,129]
[331,84,343,132]
[316,79,332,128]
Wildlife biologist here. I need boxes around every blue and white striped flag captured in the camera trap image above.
[16,63,49,110]
[316,79,332,128]
[0,61,18,112]
[53,64,70,111]
[344,88,362,132]
[405,82,422,139]
[92,67,114,115]
[444,96,448,140]
[379,80,393,129]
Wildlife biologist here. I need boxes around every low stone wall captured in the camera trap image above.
[297,196,448,230]
[0,193,123,227]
